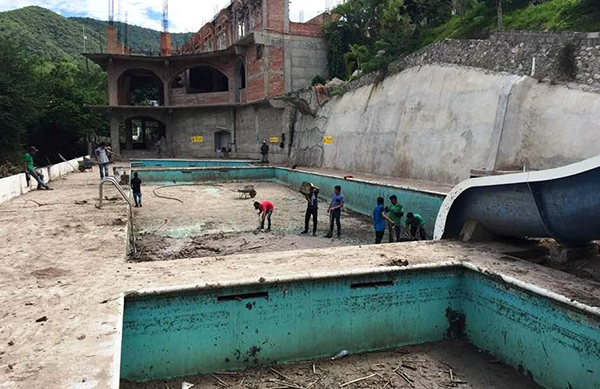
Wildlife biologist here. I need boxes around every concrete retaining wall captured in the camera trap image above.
[0,156,86,205]
[290,64,600,184]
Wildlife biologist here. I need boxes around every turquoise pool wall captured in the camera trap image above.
[120,268,600,388]
[121,268,463,382]
[131,159,255,168]
[274,169,445,233]
[133,167,446,236]
[461,271,600,389]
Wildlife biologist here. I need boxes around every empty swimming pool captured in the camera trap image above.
[119,265,600,389]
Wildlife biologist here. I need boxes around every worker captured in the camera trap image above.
[404,212,427,240]
[386,195,404,242]
[325,185,344,239]
[94,143,110,179]
[301,184,319,236]
[254,200,274,231]
[23,146,52,190]
[131,172,142,207]
[260,141,269,164]
[374,197,395,244]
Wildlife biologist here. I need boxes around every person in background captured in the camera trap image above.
[260,141,269,164]
[374,197,395,244]
[254,200,274,231]
[404,212,427,240]
[94,143,110,179]
[301,184,319,236]
[386,195,404,242]
[325,185,344,239]
[131,172,142,207]
[24,146,52,190]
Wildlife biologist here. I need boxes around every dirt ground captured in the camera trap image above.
[120,339,541,389]
[133,182,391,261]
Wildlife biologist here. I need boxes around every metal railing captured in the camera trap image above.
[99,177,136,254]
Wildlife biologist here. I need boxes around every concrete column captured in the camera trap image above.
[125,119,133,150]
[110,117,121,155]
[163,80,171,106]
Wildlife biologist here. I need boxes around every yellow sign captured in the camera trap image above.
[191,136,204,143]
[269,136,279,143]
[323,136,333,145]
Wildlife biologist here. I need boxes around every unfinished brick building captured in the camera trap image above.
[86,0,329,162]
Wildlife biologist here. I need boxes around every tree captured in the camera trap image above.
[497,0,503,30]
[0,40,42,169]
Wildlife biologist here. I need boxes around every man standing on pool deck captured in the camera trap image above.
[386,195,404,242]
[301,184,319,236]
[254,200,274,231]
[260,141,269,164]
[131,172,142,207]
[94,143,110,179]
[404,212,427,240]
[325,185,344,239]
[374,197,395,244]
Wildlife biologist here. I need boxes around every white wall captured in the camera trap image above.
[0,156,86,205]
[291,64,600,184]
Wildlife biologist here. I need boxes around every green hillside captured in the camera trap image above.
[0,6,193,63]
[71,17,193,53]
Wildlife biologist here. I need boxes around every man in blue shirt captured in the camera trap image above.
[325,185,344,239]
[301,184,319,236]
[374,197,395,243]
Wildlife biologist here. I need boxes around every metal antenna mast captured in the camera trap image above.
[162,0,169,33]
[124,11,129,48]
[108,0,115,25]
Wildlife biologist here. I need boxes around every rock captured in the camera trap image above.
[594,74,600,80]
[325,78,344,89]
[35,316,48,323]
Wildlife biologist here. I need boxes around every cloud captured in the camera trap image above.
[0,0,342,32]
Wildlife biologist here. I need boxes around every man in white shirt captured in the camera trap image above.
[94,143,110,179]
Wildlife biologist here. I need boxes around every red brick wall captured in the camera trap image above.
[267,73,284,98]
[267,0,285,32]
[289,22,322,37]
[268,46,284,72]
[171,91,231,105]
[247,74,265,102]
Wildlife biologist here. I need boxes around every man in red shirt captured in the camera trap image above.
[254,200,274,231]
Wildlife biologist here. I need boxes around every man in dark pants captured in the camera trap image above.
[325,185,344,239]
[131,172,142,207]
[374,197,395,243]
[254,200,274,231]
[301,184,319,236]
[386,195,404,242]
[260,141,269,164]
[404,212,427,240]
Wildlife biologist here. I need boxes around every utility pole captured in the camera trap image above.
[83,26,90,90]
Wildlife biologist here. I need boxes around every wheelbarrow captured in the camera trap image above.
[237,185,257,199]
[78,157,95,172]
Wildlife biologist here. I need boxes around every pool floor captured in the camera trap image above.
[120,339,541,389]
[133,182,390,261]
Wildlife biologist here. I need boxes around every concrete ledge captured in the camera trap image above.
[0,155,86,206]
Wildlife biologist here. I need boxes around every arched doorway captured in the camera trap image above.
[235,59,246,103]
[117,69,164,106]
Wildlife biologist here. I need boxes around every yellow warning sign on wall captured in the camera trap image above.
[191,136,204,143]
[323,136,333,145]
[269,136,279,143]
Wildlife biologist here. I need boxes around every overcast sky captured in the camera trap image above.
[0,0,341,33]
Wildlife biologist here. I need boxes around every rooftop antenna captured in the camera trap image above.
[162,0,169,33]
[117,0,122,42]
[108,0,115,26]
[299,10,304,22]
[124,11,129,48]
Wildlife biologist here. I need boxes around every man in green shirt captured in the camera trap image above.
[404,212,427,240]
[24,146,52,190]
[386,195,404,242]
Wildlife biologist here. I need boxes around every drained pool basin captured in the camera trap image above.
[120,265,600,388]
[130,159,256,168]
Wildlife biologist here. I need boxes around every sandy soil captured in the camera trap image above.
[1,165,599,389]
[132,183,384,261]
[120,339,541,389]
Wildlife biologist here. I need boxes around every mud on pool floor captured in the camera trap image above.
[120,339,542,389]
[132,182,385,262]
